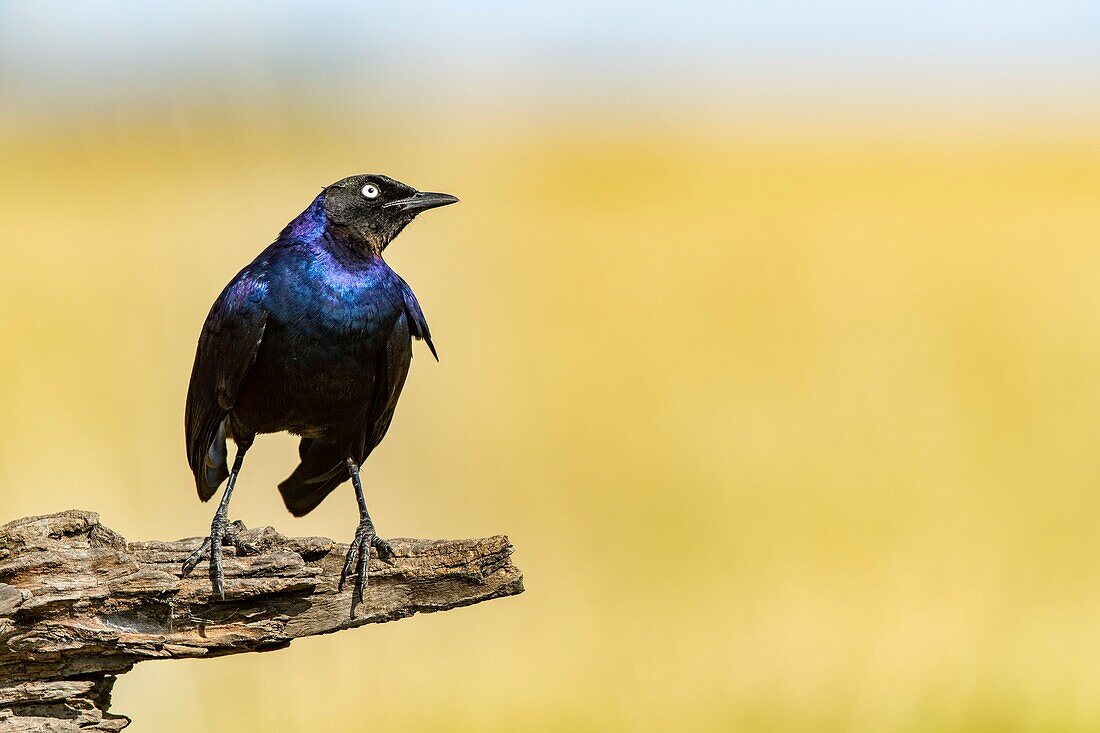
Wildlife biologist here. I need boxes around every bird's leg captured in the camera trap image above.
[339,457,395,609]
[182,443,258,599]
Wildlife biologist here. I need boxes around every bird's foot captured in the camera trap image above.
[181,515,258,599]
[339,518,395,608]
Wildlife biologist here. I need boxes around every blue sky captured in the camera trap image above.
[1,2,1097,115]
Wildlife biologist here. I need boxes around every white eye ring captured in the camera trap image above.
[361,183,380,199]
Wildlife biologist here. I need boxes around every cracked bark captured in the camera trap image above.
[0,510,523,731]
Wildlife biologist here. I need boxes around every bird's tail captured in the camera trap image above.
[198,419,230,501]
[277,438,349,517]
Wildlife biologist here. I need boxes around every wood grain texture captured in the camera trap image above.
[0,510,523,731]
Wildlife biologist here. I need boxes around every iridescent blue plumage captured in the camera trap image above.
[182,174,457,604]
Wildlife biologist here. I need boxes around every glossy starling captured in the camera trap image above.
[182,174,457,608]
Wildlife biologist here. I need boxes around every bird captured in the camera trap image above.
[182,174,457,607]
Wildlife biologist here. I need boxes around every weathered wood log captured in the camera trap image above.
[0,510,523,731]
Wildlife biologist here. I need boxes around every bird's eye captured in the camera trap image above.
[361,183,381,199]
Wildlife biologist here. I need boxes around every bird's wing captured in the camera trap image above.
[184,270,269,500]
[396,275,437,360]
[363,308,415,453]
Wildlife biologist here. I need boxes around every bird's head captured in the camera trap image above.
[321,174,458,252]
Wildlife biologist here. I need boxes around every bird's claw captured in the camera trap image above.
[339,520,394,608]
[374,535,396,564]
[225,519,259,555]
[181,514,257,599]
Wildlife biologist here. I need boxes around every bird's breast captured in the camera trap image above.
[268,254,397,332]
[227,247,414,439]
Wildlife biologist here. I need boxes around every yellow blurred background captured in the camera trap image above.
[2,3,1100,731]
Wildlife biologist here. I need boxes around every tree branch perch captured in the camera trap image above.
[0,510,523,731]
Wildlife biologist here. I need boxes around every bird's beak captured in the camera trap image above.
[385,191,459,214]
